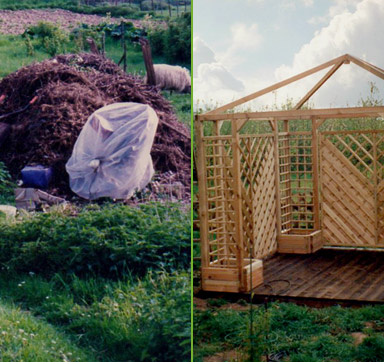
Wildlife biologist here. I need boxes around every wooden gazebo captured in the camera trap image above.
[195,54,384,294]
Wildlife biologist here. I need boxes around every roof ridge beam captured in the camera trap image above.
[206,54,348,115]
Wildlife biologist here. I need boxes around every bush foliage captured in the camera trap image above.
[0,203,190,277]
[148,12,191,64]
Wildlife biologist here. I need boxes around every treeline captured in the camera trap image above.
[0,0,190,17]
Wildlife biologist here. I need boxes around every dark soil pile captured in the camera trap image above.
[0,53,190,198]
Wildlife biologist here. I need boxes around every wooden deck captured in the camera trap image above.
[250,249,384,305]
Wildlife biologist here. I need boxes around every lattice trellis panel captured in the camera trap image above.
[320,131,384,247]
[239,135,277,259]
[278,133,315,232]
[325,131,375,182]
[376,132,384,244]
[378,180,384,245]
[203,137,237,266]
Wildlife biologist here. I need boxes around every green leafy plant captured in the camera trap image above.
[24,22,69,56]
[0,202,190,278]
[0,162,15,204]
[148,12,191,65]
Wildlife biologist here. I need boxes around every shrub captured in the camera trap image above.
[148,12,191,65]
[24,22,69,56]
[0,202,190,277]
[0,162,15,204]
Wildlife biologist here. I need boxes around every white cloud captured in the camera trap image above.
[229,23,263,51]
[220,22,263,71]
[198,63,245,92]
[193,36,245,107]
[308,0,359,25]
[275,0,384,107]
[302,0,314,7]
[193,37,216,74]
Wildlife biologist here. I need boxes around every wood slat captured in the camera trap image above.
[321,136,376,246]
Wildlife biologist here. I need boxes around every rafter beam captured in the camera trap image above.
[294,60,345,110]
[206,54,348,115]
[347,54,384,81]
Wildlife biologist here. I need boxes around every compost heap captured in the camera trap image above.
[0,53,190,199]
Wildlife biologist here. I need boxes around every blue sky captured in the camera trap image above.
[193,0,384,110]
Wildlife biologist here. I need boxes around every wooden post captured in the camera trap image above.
[312,118,320,230]
[184,0,187,12]
[373,132,378,245]
[140,38,156,85]
[176,0,179,16]
[101,32,105,56]
[86,37,100,54]
[151,0,154,11]
[214,120,228,264]
[168,0,172,17]
[123,41,127,72]
[231,121,245,291]
[195,118,209,269]
[120,21,125,48]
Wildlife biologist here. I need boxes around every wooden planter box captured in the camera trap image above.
[277,230,323,254]
[201,259,263,293]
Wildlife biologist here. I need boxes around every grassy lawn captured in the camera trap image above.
[194,301,384,362]
[0,202,191,361]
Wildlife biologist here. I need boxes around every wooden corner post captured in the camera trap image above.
[231,121,245,291]
[312,118,320,230]
[194,118,209,269]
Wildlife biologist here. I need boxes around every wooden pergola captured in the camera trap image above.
[195,54,384,293]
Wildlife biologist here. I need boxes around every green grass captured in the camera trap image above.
[0,34,158,78]
[194,302,384,362]
[0,35,49,78]
[0,201,191,361]
[0,271,190,361]
[0,302,94,361]
[163,91,191,127]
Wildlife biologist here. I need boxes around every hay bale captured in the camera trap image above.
[144,64,191,93]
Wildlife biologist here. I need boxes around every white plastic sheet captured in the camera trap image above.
[66,102,158,200]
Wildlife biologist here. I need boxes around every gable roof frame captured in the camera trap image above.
[196,54,384,126]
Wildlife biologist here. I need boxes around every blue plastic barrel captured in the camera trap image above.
[21,165,53,189]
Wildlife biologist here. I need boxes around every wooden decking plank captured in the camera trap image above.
[262,251,322,280]
[344,254,384,301]
[287,251,360,298]
[316,252,376,299]
[357,258,384,301]
[250,250,384,303]
[257,250,342,297]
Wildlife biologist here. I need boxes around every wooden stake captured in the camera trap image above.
[140,38,156,85]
